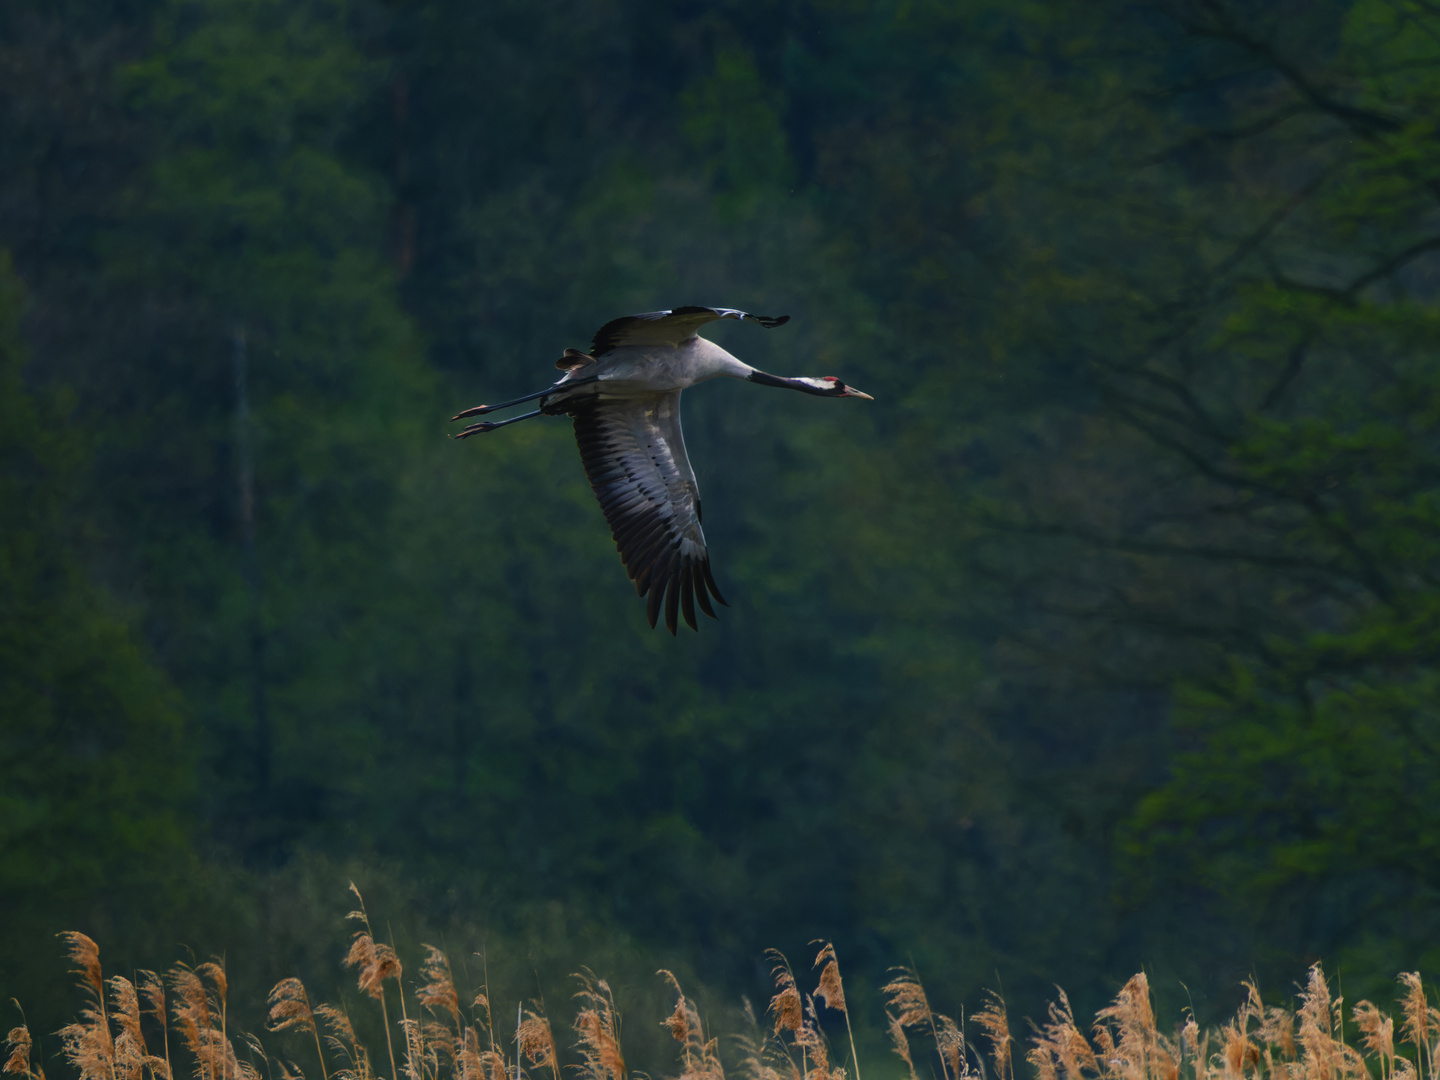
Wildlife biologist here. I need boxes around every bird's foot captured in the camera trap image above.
[452,420,502,438]
[451,402,497,420]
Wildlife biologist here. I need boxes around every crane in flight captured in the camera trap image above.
[451,306,872,633]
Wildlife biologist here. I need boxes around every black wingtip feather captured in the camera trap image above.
[703,561,728,607]
[636,545,675,597]
[665,574,681,635]
[695,577,716,620]
[680,565,697,631]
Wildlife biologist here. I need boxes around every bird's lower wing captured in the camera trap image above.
[589,306,789,355]
[563,393,727,633]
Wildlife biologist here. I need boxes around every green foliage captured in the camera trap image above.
[6,0,1440,1039]
[0,251,193,908]
[682,46,795,212]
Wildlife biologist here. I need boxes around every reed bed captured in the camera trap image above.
[6,888,1437,1080]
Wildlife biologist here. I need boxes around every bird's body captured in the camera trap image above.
[452,306,871,633]
[553,335,748,397]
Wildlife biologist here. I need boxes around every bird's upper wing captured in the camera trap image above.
[561,391,727,633]
[589,305,789,355]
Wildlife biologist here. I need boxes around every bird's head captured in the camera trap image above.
[801,376,874,399]
[747,370,875,398]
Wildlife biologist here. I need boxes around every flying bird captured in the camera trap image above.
[451,305,872,633]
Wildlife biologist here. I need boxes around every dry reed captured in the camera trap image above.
[572,971,625,1080]
[344,885,402,1080]
[5,1012,43,1080]
[266,978,328,1080]
[658,971,723,1080]
[813,944,861,1080]
[416,950,460,1034]
[517,1008,558,1080]
[15,895,1440,1080]
[884,966,971,1080]
[975,991,1013,1080]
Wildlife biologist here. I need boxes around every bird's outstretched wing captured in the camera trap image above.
[562,392,727,633]
[589,305,789,356]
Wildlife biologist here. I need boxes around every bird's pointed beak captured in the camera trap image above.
[844,386,874,400]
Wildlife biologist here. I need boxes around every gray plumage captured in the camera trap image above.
[451,306,872,633]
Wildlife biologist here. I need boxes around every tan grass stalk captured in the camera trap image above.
[659,972,692,1052]
[882,967,950,1080]
[139,973,172,1080]
[195,962,231,1080]
[170,963,244,1080]
[1251,988,1296,1063]
[474,1048,507,1080]
[416,949,461,1035]
[572,971,625,1080]
[1397,974,1438,1080]
[59,934,116,1080]
[701,1036,727,1080]
[472,995,494,1056]
[396,1020,424,1080]
[658,973,723,1080]
[59,986,114,1077]
[421,1020,453,1080]
[1294,965,1368,1080]
[933,1015,966,1080]
[975,992,1013,1080]
[456,1028,481,1080]
[4,1018,37,1080]
[267,979,329,1080]
[1026,1041,1058,1080]
[798,1021,830,1080]
[887,1012,918,1080]
[316,1005,375,1080]
[1095,973,1162,1080]
[765,954,807,1080]
[345,886,401,1080]
[4,1026,30,1077]
[812,944,860,1080]
[109,978,146,1054]
[738,1037,784,1080]
[61,934,105,1002]
[766,956,803,1041]
[1220,1021,1257,1080]
[236,1032,268,1080]
[109,977,153,1080]
[1026,987,1098,1080]
[1297,964,1339,1080]
[472,953,496,1057]
[736,1001,783,1080]
[1180,1015,1204,1080]
[171,967,211,1080]
[1352,1002,1395,1080]
[517,1009,558,1080]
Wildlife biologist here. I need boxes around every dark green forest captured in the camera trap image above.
[4,0,1440,1062]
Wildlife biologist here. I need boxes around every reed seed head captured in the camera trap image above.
[59,933,104,1001]
[975,991,1012,1080]
[267,979,318,1036]
[3,1027,31,1077]
[416,947,460,1027]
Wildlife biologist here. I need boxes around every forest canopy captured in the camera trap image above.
[2,0,1438,1043]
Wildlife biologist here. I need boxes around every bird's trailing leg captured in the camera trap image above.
[450,374,600,421]
[452,408,544,439]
